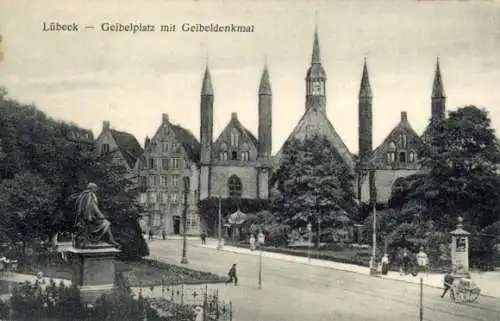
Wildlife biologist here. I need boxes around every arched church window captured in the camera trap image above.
[230,130,239,147]
[387,141,396,163]
[228,175,242,197]
[231,151,238,160]
[409,151,417,163]
[400,134,407,148]
[241,151,249,161]
[219,151,228,161]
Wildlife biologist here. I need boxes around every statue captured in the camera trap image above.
[73,183,120,249]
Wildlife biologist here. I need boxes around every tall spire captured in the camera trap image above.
[201,65,213,96]
[359,58,372,98]
[311,24,321,65]
[432,57,445,98]
[259,60,272,95]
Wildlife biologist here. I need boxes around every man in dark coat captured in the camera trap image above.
[226,264,238,286]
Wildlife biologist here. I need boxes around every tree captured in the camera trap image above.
[273,135,358,246]
[0,173,57,253]
[416,106,500,230]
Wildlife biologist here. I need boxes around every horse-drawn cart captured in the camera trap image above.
[447,277,481,304]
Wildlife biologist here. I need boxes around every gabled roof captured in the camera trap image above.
[274,108,354,169]
[109,129,143,168]
[368,112,422,169]
[170,124,201,162]
[215,113,258,149]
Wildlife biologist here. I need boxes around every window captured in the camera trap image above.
[139,193,147,203]
[230,130,239,147]
[139,176,147,186]
[162,143,169,152]
[162,159,169,170]
[185,159,190,169]
[172,143,178,152]
[162,192,168,204]
[172,175,180,187]
[172,158,180,169]
[399,151,407,163]
[153,214,161,227]
[148,175,157,186]
[163,126,169,136]
[149,192,157,204]
[160,175,168,186]
[400,134,407,148]
[241,151,249,161]
[387,152,396,163]
[219,151,228,161]
[228,175,242,197]
[171,193,178,203]
[102,143,110,154]
[149,158,156,169]
[231,151,238,160]
[409,151,416,163]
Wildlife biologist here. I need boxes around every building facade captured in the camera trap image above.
[136,114,201,236]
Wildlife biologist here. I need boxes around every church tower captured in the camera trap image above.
[358,58,373,167]
[431,57,446,124]
[257,62,272,198]
[199,65,214,199]
[305,26,327,113]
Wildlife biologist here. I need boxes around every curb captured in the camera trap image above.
[202,244,500,299]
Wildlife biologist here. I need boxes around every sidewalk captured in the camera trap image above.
[198,239,500,298]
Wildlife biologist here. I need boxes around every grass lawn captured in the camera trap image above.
[17,258,227,287]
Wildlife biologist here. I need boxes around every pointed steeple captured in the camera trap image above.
[432,57,445,98]
[359,58,372,98]
[311,25,321,65]
[201,65,214,96]
[259,62,272,95]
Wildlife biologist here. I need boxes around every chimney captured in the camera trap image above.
[144,136,151,149]
[231,112,237,120]
[162,113,169,123]
[401,111,408,123]
[102,120,110,131]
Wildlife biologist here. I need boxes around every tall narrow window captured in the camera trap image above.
[149,158,156,169]
[102,143,110,154]
[228,175,242,197]
[230,130,239,147]
[160,175,168,186]
[400,134,407,148]
[162,143,169,152]
[409,151,416,163]
[399,151,407,163]
[162,159,169,170]
[172,175,180,187]
[387,141,396,163]
[172,158,180,169]
[241,151,249,161]
[219,151,228,161]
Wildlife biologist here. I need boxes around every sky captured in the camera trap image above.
[0,0,499,154]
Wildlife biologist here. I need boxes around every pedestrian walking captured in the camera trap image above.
[162,230,166,240]
[200,231,207,245]
[400,249,411,275]
[416,246,429,275]
[149,229,154,241]
[249,234,256,251]
[226,263,238,286]
[381,253,389,275]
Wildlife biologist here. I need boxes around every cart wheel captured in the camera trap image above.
[466,291,480,303]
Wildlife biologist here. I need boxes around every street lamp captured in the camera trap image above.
[181,176,190,265]
[307,223,312,263]
[257,230,265,290]
[217,194,224,250]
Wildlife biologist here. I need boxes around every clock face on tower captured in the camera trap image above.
[311,81,322,95]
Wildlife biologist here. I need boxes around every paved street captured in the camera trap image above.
[147,239,500,321]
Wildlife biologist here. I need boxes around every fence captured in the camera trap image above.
[135,282,232,321]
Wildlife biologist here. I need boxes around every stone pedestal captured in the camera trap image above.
[67,244,121,302]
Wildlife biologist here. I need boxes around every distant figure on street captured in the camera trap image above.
[416,246,429,275]
[162,230,166,240]
[441,272,455,298]
[149,230,154,241]
[200,231,207,245]
[226,264,238,286]
[249,234,256,251]
[381,253,389,275]
[400,249,411,275]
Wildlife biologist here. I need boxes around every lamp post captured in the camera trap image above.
[257,230,265,290]
[217,195,224,250]
[181,176,190,265]
[307,223,312,263]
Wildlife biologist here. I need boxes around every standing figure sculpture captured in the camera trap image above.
[74,183,120,249]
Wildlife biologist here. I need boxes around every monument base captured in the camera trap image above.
[67,244,121,303]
